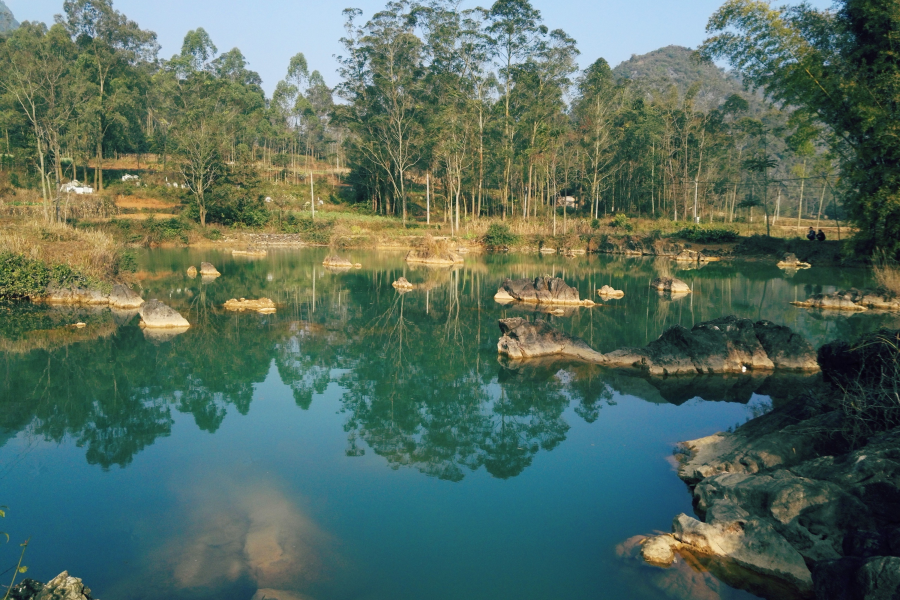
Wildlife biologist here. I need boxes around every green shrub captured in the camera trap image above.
[145,216,192,244]
[590,218,600,230]
[0,253,95,299]
[610,213,633,232]
[116,250,138,274]
[483,223,520,248]
[677,225,740,244]
[203,228,223,241]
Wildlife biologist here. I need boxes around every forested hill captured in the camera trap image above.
[0,1,19,33]
[613,45,755,109]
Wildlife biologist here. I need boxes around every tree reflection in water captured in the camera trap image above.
[0,250,887,477]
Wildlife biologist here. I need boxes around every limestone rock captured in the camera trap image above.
[199,262,220,277]
[494,276,594,306]
[224,298,276,313]
[108,284,144,309]
[186,265,198,278]
[139,299,190,329]
[674,249,708,263]
[392,277,415,290]
[597,285,625,298]
[322,255,353,269]
[650,277,691,294]
[405,248,464,265]
[641,534,679,566]
[34,572,94,600]
[497,317,605,362]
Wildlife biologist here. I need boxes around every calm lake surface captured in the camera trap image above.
[1,249,896,600]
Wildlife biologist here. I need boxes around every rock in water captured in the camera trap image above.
[792,288,900,312]
[497,315,819,374]
[597,285,625,298]
[650,277,691,294]
[322,255,353,269]
[404,248,464,265]
[223,298,276,313]
[38,287,109,305]
[776,252,811,269]
[232,247,267,257]
[392,277,415,290]
[497,318,606,361]
[139,299,190,329]
[199,262,220,277]
[186,265,198,278]
[494,276,595,306]
[108,284,144,309]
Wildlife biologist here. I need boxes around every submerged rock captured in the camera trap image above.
[650,277,691,294]
[139,299,190,329]
[199,262,220,277]
[494,276,595,306]
[108,284,144,309]
[498,315,819,375]
[224,298,276,313]
[597,285,625,298]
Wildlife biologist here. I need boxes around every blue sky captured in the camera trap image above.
[8,0,834,95]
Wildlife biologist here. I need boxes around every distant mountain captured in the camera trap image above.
[612,45,760,111]
[0,0,19,33]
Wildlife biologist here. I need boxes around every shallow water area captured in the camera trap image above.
[0,249,894,600]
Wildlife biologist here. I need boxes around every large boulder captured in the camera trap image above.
[496,317,605,362]
[36,572,94,600]
[392,277,415,290]
[139,299,190,329]
[597,285,625,298]
[777,252,811,270]
[650,277,691,294]
[108,284,144,309]
[494,276,594,306]
[199,262,220,277]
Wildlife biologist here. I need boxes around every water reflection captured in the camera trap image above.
[0,249,893,478]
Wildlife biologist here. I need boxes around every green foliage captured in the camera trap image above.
[610,213,633,232]
[0,252,97,299]
[590,218,600,230]
[203,228,223,240]
[145,216,192,244]
[483,224,520,248]
[676,225,739,244]
[116,250,138,274]
[280,213,332,244]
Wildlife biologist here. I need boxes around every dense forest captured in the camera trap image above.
[0,0,897,253]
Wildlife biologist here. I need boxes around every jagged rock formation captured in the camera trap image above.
[632,328,900,600]
[8,571,95,600]
[494,276,595,306]
[777,253,811,270]
[792,288,900,312]
[497,315,819,374]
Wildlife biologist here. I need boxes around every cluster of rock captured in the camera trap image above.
[223,298,276,313]
[37,283,145,310]
[392,277,415,290]
[674,249,716,263]
[246,233,307,247]
[497,315,820,375]
[624,328,900,600]
[650,277,692,295]
[776,252,811,270]
[494,276,595,307]
[792,288,900,312]
[405,247,464,266]
[597,285,625,298]
[8,571,95,600]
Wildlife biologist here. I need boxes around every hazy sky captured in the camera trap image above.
[8,0,834,95]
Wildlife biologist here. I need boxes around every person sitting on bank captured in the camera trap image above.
[816,229,826,241]
[807,227,816,241]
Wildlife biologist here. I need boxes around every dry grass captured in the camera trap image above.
[873,251,900,296]
[0,217,121,282]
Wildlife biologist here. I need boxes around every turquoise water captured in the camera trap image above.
[0,249,893,600]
